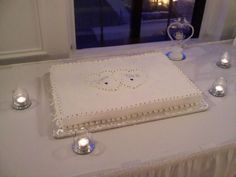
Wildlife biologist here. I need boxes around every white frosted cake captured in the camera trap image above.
[50,52,208,138]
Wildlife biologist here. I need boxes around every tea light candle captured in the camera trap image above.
[72,127,95,155]
[217,52,231,68]
[12,88,31,110]
[215,85,223,92]
[214,85,225,96]
[209,77,226,97]
[16,96,26,104]
[78,138,89,148]
[221,58,229,64]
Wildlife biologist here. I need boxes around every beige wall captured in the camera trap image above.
[200,0,236,41]
[221,0,236,40]
[0,0,42,54]
[0,0,71,61]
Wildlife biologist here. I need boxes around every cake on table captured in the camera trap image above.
[50,52,208,138]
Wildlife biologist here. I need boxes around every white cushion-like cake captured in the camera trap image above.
[50,52,208,138]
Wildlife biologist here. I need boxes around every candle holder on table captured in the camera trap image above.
[72,127,95,155]
[12,88,31,110]
[209,77,227,97]
[216,51,231,69]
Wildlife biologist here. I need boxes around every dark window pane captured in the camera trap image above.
[74,0,203,49]
[74,0,131,49]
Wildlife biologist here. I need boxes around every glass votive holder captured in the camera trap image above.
[209,77,227,97]
[12,88,32,110]
[72,127,95,155]
[216,51,231,69]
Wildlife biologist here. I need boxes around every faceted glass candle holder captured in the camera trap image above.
[209,77,227,97]
[216,52,231,69]
[72,127,95,155]
[12,88,32,110]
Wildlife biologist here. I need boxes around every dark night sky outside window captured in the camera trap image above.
[74,0,206,49]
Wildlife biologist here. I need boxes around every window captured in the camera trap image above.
[74,0,206,49]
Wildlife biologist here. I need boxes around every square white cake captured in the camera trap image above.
[50,52,208,138]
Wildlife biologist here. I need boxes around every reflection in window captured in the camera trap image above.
[140,0,196,43]
[74,0,203,49]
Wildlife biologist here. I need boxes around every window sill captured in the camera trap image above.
[70,38,229,61]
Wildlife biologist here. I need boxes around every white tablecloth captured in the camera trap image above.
[0,40,236,177]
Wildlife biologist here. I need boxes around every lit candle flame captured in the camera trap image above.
[17,96,26,103]
[78,138,89,147]
[215,85,223,92]
[221,58,229,64]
